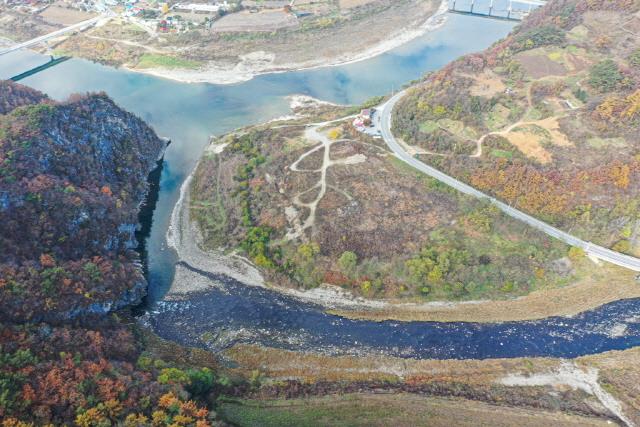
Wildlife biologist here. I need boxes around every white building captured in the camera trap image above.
[173,1,229,13]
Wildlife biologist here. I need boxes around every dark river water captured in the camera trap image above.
[4,13,640,360]
[146,262,640,360]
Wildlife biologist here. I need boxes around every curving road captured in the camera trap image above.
[379,90,640,272]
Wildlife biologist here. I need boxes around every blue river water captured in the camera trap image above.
[4,13,640,360]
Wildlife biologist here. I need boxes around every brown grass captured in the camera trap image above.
[221,344,640,426]
[468,70,507,97]
[38,5,95,26]
[517,51,568,78]
[221,393,615,427]
[504,116,572,164]
[505,127,554,163]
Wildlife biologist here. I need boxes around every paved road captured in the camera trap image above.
[0,16,103,57]
[379,90,640,272]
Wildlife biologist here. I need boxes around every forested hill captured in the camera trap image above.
[0,81,166,321]
[0,81,218,426]
[0,80,49,114]
[394,0,640,255]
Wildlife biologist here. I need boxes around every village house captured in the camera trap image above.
[352,108,375,129]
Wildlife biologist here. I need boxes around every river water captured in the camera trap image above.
[5,13,640,360]
[0,13,514,301]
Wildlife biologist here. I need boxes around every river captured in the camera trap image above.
[0,12,514,302]
[5,13,639,360]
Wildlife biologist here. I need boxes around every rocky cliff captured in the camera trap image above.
[0,81,166,322]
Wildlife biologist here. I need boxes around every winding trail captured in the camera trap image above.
[285,118,365,240]
[472,76,578,158]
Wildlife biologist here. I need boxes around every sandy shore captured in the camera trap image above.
[125,0,449,85]
[166,173,266,290]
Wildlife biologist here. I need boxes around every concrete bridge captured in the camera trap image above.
[0,16,103,57]
[449,0,547,21]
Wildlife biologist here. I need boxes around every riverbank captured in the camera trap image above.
[218,344,639,426]
[43,0,447,85]
[127,1,449,85]
[329,264,640,322]
[142,326,638,426]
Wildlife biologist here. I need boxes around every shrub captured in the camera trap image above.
[513,25,565,52]
[186,368,214,397]
[628,49,640,68]
[588,60,623,93]
[360,280,372,294]
[613,239,631,254]
[573,87,588,103]
[327,128,342,140]
[290,242,323,288]
[241,226,274,267]
[157,368,189,385]
[338,251,358,277]
[567,246,585,260]
[500,281,515,293]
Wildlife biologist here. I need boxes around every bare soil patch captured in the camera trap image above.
[468,70,507,97]
[504,126,553,163]
[339,0,378,9]
[517,51,568,78]
[212,10,299,33]
[38,5,95,26]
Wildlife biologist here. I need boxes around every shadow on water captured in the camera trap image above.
[133,153,166,314]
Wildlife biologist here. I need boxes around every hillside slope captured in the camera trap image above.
[394,0,640,255]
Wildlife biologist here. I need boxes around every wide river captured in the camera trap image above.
[4,13,640,360]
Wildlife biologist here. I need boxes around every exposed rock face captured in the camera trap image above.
[0,81,166,322]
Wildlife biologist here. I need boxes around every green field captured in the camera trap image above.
[217,394,612,427]
[136,54,202,69]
